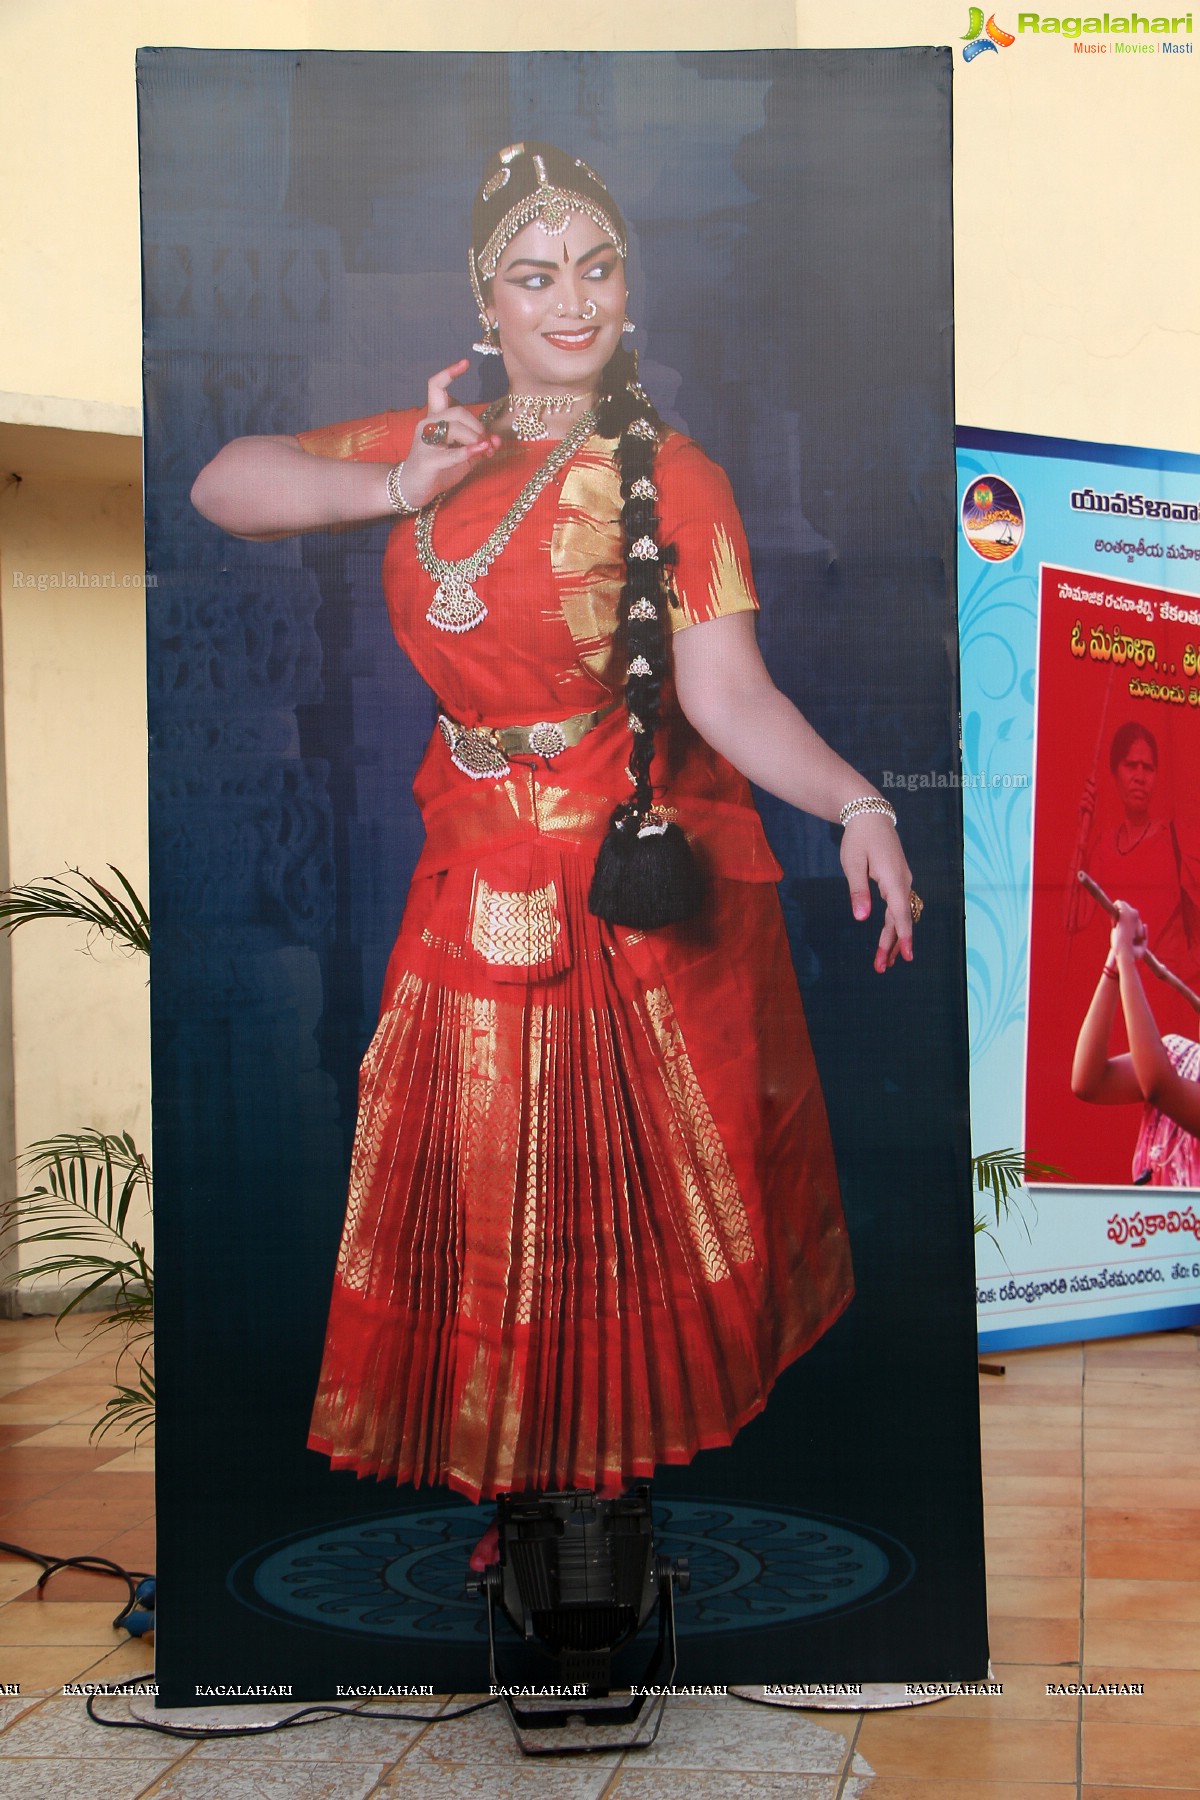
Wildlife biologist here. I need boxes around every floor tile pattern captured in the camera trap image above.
[1,1316,1198,1795]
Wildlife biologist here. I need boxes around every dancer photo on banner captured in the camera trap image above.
[191,137,914,1552]
[142,48,983,1698]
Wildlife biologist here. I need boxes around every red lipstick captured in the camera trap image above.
[543,328,601,352]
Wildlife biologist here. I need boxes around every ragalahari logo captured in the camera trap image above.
[962,8,1018,58]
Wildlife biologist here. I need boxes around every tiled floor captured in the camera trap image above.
[1,1314,1198,1796]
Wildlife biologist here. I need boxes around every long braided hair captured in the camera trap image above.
[470,143,703,929]
[587,345,703,927]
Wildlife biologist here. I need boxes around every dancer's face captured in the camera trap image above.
[488,214,627,400]
[1115,740,1157,814]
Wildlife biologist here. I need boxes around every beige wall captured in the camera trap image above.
[0,442,150,1289]
[0,0,1195,1291]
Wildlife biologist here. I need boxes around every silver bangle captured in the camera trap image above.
[386,461,419,516]
[838,795,897,829]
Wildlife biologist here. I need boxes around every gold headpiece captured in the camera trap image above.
[469,144,627,327]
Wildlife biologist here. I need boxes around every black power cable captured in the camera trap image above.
[85,1683,498,1737]
[0,1535,498,1739]
[0,1537,152,1634]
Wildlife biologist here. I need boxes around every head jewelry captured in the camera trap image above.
[469,142,628,331]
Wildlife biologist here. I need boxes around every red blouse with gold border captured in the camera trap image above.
[298,406,853,1503]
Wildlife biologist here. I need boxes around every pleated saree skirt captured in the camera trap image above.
[307,848,853,1502]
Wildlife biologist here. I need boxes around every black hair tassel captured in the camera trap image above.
[589,804,704,930]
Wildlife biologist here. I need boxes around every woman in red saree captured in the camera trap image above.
[192,143,916,1515]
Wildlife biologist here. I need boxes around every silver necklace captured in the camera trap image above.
[416,407,598,633]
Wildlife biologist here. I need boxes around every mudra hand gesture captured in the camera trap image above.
[395,359,502,510]
[839,810,916,974]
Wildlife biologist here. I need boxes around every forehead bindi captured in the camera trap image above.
[497,215,620,275]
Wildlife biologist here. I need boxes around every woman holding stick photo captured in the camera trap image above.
[1066,722,1200,991]
[191,142,917,1553]
[1072,897,1200,1188]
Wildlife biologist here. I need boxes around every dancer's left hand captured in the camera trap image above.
[841,814,916,973]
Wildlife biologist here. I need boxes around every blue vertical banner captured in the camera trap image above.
[959,426,1200,1350]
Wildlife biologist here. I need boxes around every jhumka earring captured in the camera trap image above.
[473,317,502,356]
[621,317,636,335]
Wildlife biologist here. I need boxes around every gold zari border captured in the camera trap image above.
[643,984,758,1283]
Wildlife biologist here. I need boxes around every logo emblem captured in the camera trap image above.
[962,475,1025,562]
[962,9,1016,61]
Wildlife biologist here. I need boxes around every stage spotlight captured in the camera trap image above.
[466,1484,689,1753]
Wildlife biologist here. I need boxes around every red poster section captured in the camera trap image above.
[1026,564,1200,1189]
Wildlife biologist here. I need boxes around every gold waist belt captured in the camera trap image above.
[437,699,618,780]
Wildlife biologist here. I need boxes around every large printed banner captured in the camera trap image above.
[959,428,1200,1349]
[142,48,984,1703]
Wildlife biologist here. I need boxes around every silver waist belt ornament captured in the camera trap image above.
[437,699,619,780]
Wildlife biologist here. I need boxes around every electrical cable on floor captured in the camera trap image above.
[85,1683,499,1736]
[0,1535,499,1737]
[0,1537,154,1634]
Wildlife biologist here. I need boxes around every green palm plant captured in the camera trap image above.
[0,865,149,956]
[4,1131,154,1438]
[971,1146,1063,1251]
[0,865,153,1439]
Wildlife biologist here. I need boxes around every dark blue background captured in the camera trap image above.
[140,47,985,1700]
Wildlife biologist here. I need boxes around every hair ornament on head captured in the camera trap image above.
[469,141,628,331]
[573,154,609,189]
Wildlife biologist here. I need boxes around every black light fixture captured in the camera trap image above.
[466,1484,689,1754]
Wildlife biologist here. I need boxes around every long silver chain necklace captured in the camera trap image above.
[416,406,598,633]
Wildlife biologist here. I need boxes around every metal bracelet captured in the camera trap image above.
[386,462,419,516]
[838,795,897,829]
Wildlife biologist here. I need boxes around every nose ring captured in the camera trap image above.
[581,299,598,321]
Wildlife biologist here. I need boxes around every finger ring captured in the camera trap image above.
[909,891,924,925]
[421,419,450,447]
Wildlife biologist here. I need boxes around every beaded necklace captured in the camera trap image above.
[416,407,598,633]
